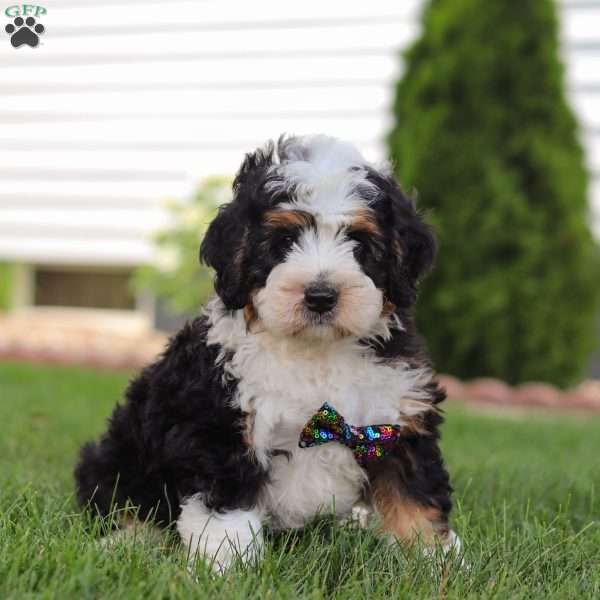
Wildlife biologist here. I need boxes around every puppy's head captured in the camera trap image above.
[200,135,435,340]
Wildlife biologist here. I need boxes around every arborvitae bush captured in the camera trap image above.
[388,0,600,386]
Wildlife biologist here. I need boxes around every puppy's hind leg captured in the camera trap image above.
[370,475,461,557]
[177,495,264,574]
[374,486,458,548]
[365,439,461,559]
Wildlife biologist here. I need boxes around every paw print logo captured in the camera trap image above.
[5,16,45,48]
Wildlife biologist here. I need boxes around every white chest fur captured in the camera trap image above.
[205,301,432,529]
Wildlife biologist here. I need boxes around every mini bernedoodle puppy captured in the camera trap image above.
[75,134,461,571]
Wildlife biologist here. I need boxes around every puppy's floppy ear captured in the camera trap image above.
[200,201,251,310]
[372,172,436,307]
[200,144,276,309]
[394,195,436,282]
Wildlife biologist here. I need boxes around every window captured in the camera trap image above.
[33,267,135,310]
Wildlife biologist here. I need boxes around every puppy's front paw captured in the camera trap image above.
[178,496,264,575]
[186,531,263,576]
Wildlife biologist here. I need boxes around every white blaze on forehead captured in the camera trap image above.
[268,135,378,217]
[280,134,367,169]
[291,225,354,274]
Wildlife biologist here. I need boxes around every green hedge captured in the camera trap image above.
[388,0,600,386]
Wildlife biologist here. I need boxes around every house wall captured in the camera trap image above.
[1,0,598,271]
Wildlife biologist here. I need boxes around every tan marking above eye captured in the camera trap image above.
[348,208,380,237]
[264,209,315,229]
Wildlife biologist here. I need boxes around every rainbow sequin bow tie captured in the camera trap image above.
[298,402,404,465]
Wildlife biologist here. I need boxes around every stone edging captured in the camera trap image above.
[439,375,600,413]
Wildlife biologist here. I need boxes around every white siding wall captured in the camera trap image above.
[0,0,598,267]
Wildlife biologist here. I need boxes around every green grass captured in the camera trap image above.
[0,361,599,599]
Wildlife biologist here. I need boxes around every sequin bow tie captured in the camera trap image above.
[299,402,404,465]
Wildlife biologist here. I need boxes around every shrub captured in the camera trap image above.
[0,263,15,312]
[388,0,600,386]
[134,177,231,313]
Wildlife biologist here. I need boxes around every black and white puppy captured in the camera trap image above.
[75,134,459,570]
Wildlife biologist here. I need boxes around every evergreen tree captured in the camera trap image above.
[388,0,600,386]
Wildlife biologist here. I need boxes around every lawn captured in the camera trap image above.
[0,361,599,599]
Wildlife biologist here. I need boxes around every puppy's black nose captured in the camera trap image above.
[304,284,338,313]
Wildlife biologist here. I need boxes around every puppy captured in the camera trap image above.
[75,134,459,571]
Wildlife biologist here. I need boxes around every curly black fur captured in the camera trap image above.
[75,317,268,525]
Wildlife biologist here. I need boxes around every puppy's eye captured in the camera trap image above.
[346,233,367,260]
[270,228,299,259]
[347,230,369,249]
[347,233,364,246]
[276,231,297,249]
[346,229,382,263]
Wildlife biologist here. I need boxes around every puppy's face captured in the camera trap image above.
[201,136,435,342]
